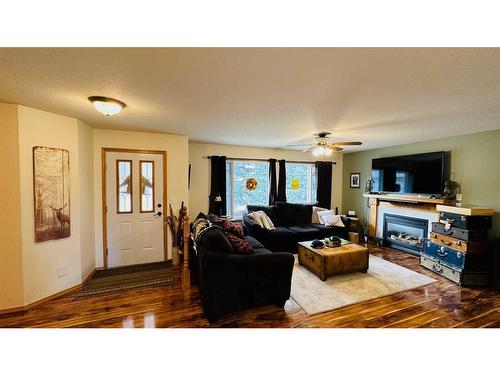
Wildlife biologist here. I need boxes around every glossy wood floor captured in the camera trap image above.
[1,245,499,328]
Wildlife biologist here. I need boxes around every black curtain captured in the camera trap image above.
[208,156,227,215]
[268,158,278,205]
[316,161,333,208]
[277,159,287,202]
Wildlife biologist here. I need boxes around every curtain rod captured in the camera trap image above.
[204,156,336,165]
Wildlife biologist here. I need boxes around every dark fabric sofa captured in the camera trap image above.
[242,202,351,253]
[195,225,294,323]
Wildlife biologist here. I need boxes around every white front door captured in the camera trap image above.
[105,151,165,268]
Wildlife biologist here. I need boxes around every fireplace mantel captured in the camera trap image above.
[363,193,450,205]
[363,193,454,237]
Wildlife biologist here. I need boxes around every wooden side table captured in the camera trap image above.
[348,217,362,233]
[347,217,363,244]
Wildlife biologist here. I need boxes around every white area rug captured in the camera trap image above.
[291,255,436,315]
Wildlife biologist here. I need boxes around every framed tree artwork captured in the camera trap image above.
[33,146,70,242]
[350,172,360,188]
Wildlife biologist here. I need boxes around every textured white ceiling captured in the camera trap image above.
[1,48,500,152]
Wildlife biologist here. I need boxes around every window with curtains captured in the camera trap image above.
[225,160,270,218]
[285,162,317,204]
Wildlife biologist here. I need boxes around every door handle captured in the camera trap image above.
[154,211,162,217]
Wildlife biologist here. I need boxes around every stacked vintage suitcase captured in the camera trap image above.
[421,205,494,286]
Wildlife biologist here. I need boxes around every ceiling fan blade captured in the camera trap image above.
[328,145,344,151]
[302,146,317,153]
[285,143,313,148]
[332,141,362,146]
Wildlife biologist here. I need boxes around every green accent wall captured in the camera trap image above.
[342,129,500,236]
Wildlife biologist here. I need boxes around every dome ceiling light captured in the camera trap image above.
[88,96,126,116]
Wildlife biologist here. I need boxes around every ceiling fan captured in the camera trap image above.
[285,132,362,156]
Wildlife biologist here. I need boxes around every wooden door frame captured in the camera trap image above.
[101,148,168,269]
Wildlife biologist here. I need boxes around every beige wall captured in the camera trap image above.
[93,129,189,267]
[189,142,343,216]
[1,104,190,309]
[0,104,24,310]
[18,106,85,304]
[342,129,500,236]
[78,120,95,281]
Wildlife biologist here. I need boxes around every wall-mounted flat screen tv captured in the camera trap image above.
[371,151,448,195]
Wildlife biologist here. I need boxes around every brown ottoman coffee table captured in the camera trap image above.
[297,240,369,281]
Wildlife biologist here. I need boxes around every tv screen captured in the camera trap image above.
[371,152,447,195]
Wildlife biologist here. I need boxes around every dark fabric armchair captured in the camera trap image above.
[196,231,294,323]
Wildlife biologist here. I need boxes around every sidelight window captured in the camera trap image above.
[140,161,155,212]
[117,160,132,213]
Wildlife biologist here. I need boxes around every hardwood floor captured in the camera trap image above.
[1,245,499,328]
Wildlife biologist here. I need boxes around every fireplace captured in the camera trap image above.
[383,213,428,256]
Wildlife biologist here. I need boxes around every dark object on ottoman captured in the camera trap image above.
[195,224,294,323]
[243,202,350,253]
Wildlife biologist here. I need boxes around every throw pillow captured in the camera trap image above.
[197,226,234,254]
[247,205,278,225]
[223,220,244,238]
[248,212,265,229]
[191,218,212,243]
[225,233,255,255]
[311,206,328,224]
[248,211,276,230]
[317,210,345,227]
[275,202,307,226]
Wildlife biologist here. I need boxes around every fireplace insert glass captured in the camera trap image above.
[383,214,428,255]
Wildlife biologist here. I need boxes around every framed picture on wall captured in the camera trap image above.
[350,173,360,188]
[33,146,70,242]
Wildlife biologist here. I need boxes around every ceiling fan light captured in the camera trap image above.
[88,96,126,116]
[312,147,322,157]
[312,146,333,157]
